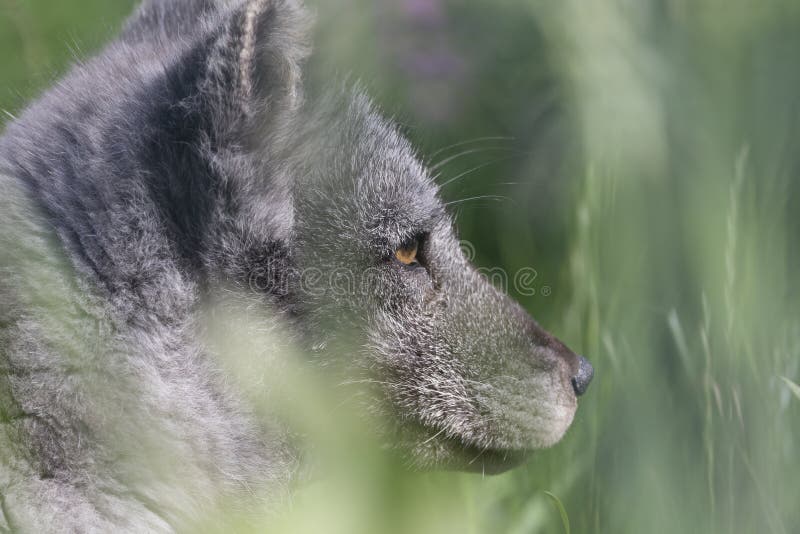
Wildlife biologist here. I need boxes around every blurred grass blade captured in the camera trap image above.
[544,491,570,534]
[667,309,692,377]
[780,377,800,401]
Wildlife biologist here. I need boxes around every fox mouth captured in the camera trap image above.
[439,435,530,474]
[408,423,531,474]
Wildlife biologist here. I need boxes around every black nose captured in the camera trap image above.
[571,356,594,396]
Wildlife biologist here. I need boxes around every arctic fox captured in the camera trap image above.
[0,0,592,531]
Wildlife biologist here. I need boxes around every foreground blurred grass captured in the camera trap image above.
[2,0,799,532]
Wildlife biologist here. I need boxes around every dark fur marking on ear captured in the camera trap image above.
[203,0,312,123]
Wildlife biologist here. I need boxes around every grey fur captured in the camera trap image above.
[0,1,589,531]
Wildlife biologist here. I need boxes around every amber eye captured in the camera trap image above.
[395,241,419,266]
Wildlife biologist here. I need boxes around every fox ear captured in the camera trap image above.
[203,0,312,129]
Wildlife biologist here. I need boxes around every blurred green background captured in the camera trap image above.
[2,0,799,532]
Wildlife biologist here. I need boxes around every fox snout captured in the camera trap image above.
[533,325,594,398]
[520,307,594,399]
[572,355,594,396]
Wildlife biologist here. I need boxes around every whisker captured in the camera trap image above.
[430,146,515,172]
[421,426,448,445]
[437,155,518,189]
[445,194,510,207]
[428,136,514,160]
[468,446,490,465]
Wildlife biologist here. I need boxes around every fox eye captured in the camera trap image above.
[395,241,419,266]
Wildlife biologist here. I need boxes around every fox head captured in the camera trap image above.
[285,93,593,472]
[126,0,593,473]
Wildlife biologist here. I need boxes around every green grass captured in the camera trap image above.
[781,377,800,402]
[544,492,571,534]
